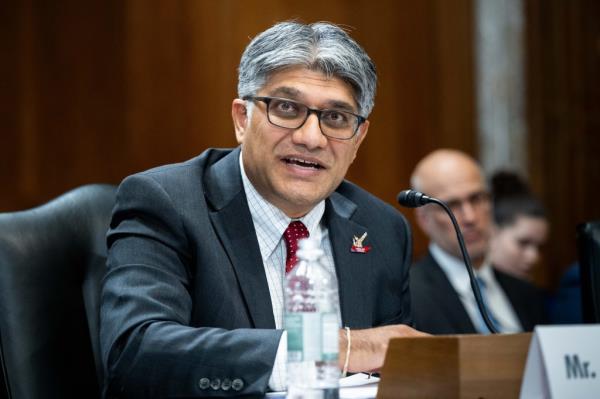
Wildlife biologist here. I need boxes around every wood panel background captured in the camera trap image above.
[2,0,598,290]
[526,0,600,288]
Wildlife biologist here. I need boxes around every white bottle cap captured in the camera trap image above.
[297,236,324,260]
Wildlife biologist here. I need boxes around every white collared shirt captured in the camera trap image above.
[239,153,340,390]
[429,243,523,333]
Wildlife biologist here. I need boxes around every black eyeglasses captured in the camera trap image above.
[243,96,366,140]
[441,191,491,215]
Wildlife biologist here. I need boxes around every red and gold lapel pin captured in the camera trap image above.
[351,232,371,253]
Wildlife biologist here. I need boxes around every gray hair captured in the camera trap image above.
[237,21,377,117]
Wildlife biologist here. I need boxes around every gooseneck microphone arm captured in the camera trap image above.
[397,189,498,334]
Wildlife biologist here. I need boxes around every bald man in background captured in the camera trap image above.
[409,149,545,335]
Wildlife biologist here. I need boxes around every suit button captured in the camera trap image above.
[198,377,210,390]
[221,378,232,391]
[231,378,244,391]
[210,378,221,390]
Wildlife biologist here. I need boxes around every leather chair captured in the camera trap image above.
[0,184,116,399]
[576,220,600,323]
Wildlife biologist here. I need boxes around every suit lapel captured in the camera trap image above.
[326,193,373,329]
[204,148,275,329]
[494,269,533,330]
[425,253,477,333]
[202,150,377,330]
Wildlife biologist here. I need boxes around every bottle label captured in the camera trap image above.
[286,313,304,362]
[285,312,339,362]
[322,313,339,361]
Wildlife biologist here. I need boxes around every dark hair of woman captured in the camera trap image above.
[491,170,546,227]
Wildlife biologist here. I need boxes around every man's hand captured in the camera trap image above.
[339,325,429,373]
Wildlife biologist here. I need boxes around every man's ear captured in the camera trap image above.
[350,120,369,162]
[232,99,248,144]
[356,120,369,146]
[414,207,430,234]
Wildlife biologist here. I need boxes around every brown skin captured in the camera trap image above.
[232,66,427,372]
[232,67,369,218]
[412,149,492,268]
[338,325,430,373]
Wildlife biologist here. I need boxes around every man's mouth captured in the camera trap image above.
[462,231,480,243]
[283,157,324,170]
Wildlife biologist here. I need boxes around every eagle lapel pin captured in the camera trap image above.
[351,232,371,253]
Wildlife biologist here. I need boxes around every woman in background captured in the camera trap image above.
[488,171,549,282]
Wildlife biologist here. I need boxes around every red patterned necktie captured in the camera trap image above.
[283,221,310,273]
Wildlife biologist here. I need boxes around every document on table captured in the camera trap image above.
[265,373,379,398]
[339,373,379,398]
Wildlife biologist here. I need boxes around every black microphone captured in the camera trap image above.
[397,189,499,334]
[397,189,434,208]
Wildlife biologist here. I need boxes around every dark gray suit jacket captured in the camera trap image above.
[100,147,413,398]
[410,251,545,335]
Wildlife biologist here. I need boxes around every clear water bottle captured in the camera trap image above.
[284,237,340,399]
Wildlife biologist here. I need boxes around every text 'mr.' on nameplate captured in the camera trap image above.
[520,325,600,398]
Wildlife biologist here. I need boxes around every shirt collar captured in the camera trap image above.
[239,152,325,261]
[429,243,493,298]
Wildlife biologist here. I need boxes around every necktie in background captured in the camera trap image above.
[475,275,502,334]
[283,221,309,273]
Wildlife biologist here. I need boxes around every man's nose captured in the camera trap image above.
[291,113,328,149]
[524,246,540,264]
[457,201,477,224]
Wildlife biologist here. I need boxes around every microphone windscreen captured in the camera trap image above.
[397,190,422,208]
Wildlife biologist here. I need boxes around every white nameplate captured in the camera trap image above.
[520,325,600,398]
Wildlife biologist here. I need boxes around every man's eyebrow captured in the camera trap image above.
[267,87,358,113]
[268,87,301,99]
[444,190,488,204]
[325,100,357,113]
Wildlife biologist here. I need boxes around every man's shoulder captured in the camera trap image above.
[335,180,400,217]
[113,148,239,212]
[120,148,234,188]
[410,252,440,281]
[137,148,232,178]
[413,251,436,267]
[493,268,543,297]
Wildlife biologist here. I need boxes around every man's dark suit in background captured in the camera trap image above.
[408,149,546,335]
[410,251,545,335]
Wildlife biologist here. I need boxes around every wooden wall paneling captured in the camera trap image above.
[435,0,476,154]
[37,1,126,191]
[526,0,564,288]
[124,1,209,173]
[1,1,127,211]
[354,0,438,191]
[1,0,41,211]
[526,0,600,289]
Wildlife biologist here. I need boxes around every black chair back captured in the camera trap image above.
[577,220,600,323]
[0,184,116,399]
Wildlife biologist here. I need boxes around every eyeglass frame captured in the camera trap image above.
[438,191,491,216]
[243,95,366,140]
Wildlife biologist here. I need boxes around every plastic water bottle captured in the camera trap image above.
[285,236,340,399]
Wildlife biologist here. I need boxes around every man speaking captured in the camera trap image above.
[100,21,424,398]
